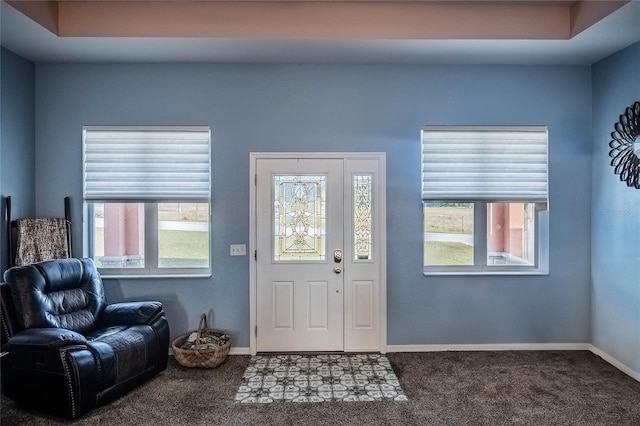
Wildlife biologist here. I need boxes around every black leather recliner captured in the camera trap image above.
[0,257,169,419]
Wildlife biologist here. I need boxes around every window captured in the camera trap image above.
[83,126,211,277]
[272,174,327,261]
[421,126,549,275]
[353,174,373,261]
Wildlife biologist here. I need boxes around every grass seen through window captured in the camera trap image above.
[94,228,209,267]
[424,204,473,266]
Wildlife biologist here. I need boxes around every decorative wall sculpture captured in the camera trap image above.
[609,101,640,189]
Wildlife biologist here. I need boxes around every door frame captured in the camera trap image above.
[249,152,387,355]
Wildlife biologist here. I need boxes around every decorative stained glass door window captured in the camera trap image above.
[273,175,327,261]
[353,174,373,260]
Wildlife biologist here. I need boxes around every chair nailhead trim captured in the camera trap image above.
[59,345,88,419]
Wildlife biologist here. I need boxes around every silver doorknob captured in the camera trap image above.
[333,267,342,274]
[333,250,342,263]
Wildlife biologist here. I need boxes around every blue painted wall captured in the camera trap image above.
[33,63,593,347]
[591,41,640,375]
[0,48,35,274]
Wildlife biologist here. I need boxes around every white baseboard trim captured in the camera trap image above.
[385,343,639,382]
[588,344,640,382]
[229,347,252,355]
[386,343,590,352]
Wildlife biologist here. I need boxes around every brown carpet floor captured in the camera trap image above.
[2,351,640,425]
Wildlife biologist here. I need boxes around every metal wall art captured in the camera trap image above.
[609,100,640,189]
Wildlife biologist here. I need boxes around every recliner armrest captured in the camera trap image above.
[8,328,87,350]
[2,329,97,419]
[98,301,164,326]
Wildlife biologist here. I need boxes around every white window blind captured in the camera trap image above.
[83,126,211,201]
[421,126,548,202]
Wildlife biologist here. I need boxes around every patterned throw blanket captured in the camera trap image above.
[15,218,70,266]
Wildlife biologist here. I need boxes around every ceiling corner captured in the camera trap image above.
[6,0,59,34]
[570,0,630,37]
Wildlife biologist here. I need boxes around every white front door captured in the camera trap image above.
[252,153,386,353]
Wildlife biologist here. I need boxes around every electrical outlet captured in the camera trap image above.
[230,244,247,256]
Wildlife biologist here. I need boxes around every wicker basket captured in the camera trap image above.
[171,314,231,368]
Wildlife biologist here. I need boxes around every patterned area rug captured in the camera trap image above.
[234,354,408,403]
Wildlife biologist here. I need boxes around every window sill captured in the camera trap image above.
[99,271,212,279]
[423,269,549,276]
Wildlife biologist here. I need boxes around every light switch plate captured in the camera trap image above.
[230,244,247,256]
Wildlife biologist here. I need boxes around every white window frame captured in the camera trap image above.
[83,126,212,278]
[421,126,549,276]
[423,202,549,275]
